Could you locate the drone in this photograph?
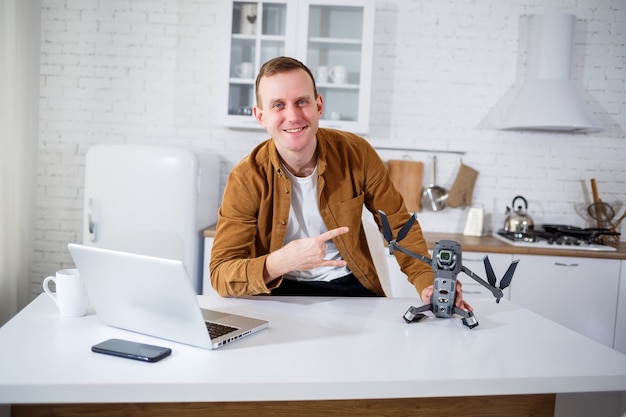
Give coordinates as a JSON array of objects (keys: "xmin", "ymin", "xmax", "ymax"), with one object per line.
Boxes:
[{"xmin": 378, "ymin": 210, "xmax": 519, "ymax": 329}]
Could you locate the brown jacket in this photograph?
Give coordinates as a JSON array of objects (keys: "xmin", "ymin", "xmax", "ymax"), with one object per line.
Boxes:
[{"xmin": 209, "ymin": 128, "xmax": 433, "ymax": 296}]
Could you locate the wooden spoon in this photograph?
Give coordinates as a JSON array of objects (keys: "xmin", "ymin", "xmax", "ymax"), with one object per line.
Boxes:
[{"xmin": 590, "ymin": 179, "xmax": 608, "ymax": 228}]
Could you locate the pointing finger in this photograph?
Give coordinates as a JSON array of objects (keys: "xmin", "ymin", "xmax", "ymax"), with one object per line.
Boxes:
[{"xmin": 320, "ymin": 227, "xmax": 349, "ymax": 241}]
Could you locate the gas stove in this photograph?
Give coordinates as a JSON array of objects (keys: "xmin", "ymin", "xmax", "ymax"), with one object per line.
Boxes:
[{"xmin": 494, "ymin": 228, "xmax": 617, "ymax": 252}]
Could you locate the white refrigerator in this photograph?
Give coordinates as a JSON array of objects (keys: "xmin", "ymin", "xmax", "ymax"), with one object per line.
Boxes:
[{"xmin": 82, "ymin": 144, "xmax": 221, "ymax": 294}]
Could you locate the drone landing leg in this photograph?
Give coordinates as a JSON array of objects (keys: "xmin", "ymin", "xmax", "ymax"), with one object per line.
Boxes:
[
  {"xmin": 403, "ymin": 304, "xmax": 431, "ymax": 323},
  {"xmin": 453, "ymin": 306, "xmax": 479, "ymax": 329}
]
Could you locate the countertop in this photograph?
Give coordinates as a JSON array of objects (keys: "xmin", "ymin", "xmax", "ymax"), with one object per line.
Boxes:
[
  {"xmin": 1, "ymin": 294, "xmax": 625, "ymax": 405},
  {"xmin": 422, "ymin": 232, "xmax": 626, "ymax": 260},
  {"xmin": 203, "ymin": 228, "xmax": 626, "ymax": 260}
]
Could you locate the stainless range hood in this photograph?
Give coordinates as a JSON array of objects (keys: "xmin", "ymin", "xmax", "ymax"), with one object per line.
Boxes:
[{"xmin": 497, "ymin": 12, "xmax": 603, "ymax": 133}]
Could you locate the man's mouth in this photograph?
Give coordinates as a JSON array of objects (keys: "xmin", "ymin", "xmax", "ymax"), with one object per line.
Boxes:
[{"xmin": 283, "ymin": 127, "xmax": 306, "ymax": 133}]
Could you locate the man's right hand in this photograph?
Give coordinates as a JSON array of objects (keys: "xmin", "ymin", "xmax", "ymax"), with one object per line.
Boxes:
[{"xmin": 263, "ymin": 227, "xmax": 349, "ymax": 283}]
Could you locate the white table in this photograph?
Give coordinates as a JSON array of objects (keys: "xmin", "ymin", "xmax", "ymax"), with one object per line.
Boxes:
[{"xmin": 1, "ymin": 294, "xmax": 625, "ymax": 416}]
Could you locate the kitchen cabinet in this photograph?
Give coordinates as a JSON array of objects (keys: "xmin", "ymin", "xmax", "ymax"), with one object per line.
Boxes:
[
  {"xmin": 509, "ymin": 254, "xmax": 620, "ymax": 348},
  {"xmin": 614, "ymin": 260, "xmax": 626, "ymax": 354},
  {"xmin": 222, "ymin": 0, "xmax": 375, "ymax": 133}
]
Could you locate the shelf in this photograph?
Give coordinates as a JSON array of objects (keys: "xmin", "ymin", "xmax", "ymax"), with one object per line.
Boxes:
[
  {"xmin": 317, "ymin": 83, "xmax": 359, "ymax": 89},
  {"xmin": 308, "ymin": 37, "xmax": 362, "ymax": 45}
]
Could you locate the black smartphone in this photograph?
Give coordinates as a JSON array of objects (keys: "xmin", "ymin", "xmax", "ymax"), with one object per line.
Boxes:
[{"xmin": 92, "ymin": 338, "xmax": 172, "ymax": 363}]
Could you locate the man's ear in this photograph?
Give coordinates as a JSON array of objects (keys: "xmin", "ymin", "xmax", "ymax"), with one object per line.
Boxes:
[
  {"xmin": 316, "ymin": 95, "xmax": 324, "ymax": 116},
  {"xmin": 253, "ymin": 106, "xmax": 265, "ymax": 127}
]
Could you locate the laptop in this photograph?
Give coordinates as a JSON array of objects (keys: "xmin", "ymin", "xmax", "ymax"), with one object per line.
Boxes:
[{"xmin": 67, "ymin": 243, "xmax": 268, "ymax": 349}]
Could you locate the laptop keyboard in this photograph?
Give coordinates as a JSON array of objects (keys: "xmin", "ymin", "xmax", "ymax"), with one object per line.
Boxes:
[{"xmin": 205, "ymin": 321, "xmax": 238, "ymax": 339}]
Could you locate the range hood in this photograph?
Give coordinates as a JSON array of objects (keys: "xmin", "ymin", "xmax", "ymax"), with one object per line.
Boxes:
[{"xmin": 498, "ymin": 12, "xmax": 603, "ymax": 133}]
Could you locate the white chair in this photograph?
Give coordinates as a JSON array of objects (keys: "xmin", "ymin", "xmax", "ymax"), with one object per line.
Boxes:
[
  {"xmin": 361, "ymin": 208, "xmax": 417, "ymax": 298},
  {"xmin": 361, "ymin": 209, "xmax": 392, "ymax": 296}
]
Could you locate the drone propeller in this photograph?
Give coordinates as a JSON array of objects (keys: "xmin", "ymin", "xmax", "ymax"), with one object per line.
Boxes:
[
  {"xmin": 483, "ymin": 256, "xmax": 497, "ymax": 287},
  {"xmin": 378, "ymin": 210, "xmax": 393, "ymax": 243},
  {"xmin": 499, "ymin": 260, "xmax": 519, "ymax": 290},
  {"xmin": 396, "ymin": 213, "xmax": 417, "ymax": 243}
]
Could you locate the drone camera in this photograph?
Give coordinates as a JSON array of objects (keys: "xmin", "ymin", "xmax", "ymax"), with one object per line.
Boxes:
[
  {"xmin": 436, "ymin": 249, "xmax": 456, "ymax": 269},
  {"xmin": 439, "ymin": 250, "xmax": 452, "ymax": 262}
]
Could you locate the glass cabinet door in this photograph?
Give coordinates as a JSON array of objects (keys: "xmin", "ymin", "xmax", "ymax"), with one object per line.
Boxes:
[
  {"xmin": 227, "ymin": 2, "xmax": 290, "ymax": 125},
  {"xmin": 306, "ymin": 5, "xmax": 363, "ymax": 124},
  {"xmin": 223, "ymin": 0, "xmax": 373, "ymax": 133}
]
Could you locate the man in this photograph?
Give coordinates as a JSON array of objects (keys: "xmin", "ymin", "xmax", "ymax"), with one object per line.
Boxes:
[{"xmin": 210, "ymin": 57, "xmax": 471, "ymax": 310}]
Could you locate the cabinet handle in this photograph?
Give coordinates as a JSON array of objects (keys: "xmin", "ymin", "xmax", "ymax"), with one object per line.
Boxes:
[
  {"xmin": 554, "ymin": 262, "xmax": 579, "ymax": 267},
  {"xmin": 462, "ymin": 258, "xmax": 483, "ymax": 263},
  {"xmin": 87, "ymin": 198, "xmax": 98, "ymax": 243}
]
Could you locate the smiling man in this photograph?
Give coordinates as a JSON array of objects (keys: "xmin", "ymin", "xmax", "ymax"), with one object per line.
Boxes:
[{"xmin": 210, "ymin": 56, "xmax": 470, "ymax": 309}]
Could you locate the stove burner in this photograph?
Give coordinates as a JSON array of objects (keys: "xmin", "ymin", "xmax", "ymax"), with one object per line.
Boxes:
[{"xmin": 495, "ymin": 225, "xmax": 618, "ymax": 252}]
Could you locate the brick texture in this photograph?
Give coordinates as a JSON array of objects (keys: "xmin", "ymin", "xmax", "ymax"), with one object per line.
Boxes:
[{"xmin": 33, "ymin": 0, "xmax": 626, "ymax": 297}]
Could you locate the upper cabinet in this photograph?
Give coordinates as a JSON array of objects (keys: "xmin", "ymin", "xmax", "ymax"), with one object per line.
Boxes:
[{"xmin": 223, "ymin": 0, "xmax": 375, "ymax": 134}]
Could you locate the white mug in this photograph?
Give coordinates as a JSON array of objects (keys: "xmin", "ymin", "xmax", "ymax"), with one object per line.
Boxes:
[
  {"xmin": 316, "ymin": 66, "xmax": 329, "ymax": 83},
  {"xmin": 329, "ymin": 111, "xmax": 341, "ymax": 120},
  {"xmin": 329, "ymin": 66, "xmax": 348, "ymax": 84},
  {"xmin": 235, "ymin": 62, "xmax": 254, "ymax": 79},
  {"xmin": 43, "ymin": 268, "xmax": 90, "ymax": 317}
]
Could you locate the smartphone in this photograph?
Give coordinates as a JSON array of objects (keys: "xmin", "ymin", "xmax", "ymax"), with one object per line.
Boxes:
[{"xmin": 92, "ymin": 338, "xmax": 172, "ymax": 363}]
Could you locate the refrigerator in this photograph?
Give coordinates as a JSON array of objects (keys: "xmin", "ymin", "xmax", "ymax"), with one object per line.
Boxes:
[{"xmin": 82, "ymin": 144, "xmax": 221, "ymax": 294}]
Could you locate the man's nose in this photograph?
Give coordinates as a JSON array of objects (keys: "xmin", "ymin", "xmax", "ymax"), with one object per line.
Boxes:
[{"xmin": 284, "ymin": 104, "xmax": 302, "ymax": 120}]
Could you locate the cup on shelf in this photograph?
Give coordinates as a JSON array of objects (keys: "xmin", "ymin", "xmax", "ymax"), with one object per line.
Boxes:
[
  {"xmin": 316, "ymin": 66, "xmax": 329, "ymax": 84},
  {"xmin": 235, "ymin": 62, "xmax": 255, "ymax": 79},
  {"xmin": 329, "ymin": 66, "xmax": 348, "ymax": 84},
  {"xmin": 42, "ymin": 268, "xmax": 90, "ymax": 317}
]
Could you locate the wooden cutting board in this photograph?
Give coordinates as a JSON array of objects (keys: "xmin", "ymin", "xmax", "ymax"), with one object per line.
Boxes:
[{"xmin": 387, "ymin": 160, "xmax": 424, "ymax": 212}]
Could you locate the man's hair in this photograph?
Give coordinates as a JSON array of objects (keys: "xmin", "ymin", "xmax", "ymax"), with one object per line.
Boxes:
[{"xmin": 255, "ymin": 56, "xmax": 318, "ymax": 107}]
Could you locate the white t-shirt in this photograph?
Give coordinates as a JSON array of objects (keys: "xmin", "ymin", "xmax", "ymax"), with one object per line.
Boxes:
[{"xmin": 282, "ymin": 164, "xmax": 351, "ymax": 282}]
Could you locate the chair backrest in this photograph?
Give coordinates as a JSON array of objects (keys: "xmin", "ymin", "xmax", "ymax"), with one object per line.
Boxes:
[
  {"xmin": 361, "ymin": 208, "xmax": 421, "ymax": 298},
  {"xmin": 361, "ymin": 209, "xmax": 393, "ymax": 296}
]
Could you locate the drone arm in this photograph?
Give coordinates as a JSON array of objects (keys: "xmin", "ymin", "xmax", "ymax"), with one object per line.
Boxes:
[
  {"xmin": 393, "ymin": 245, "xmax": 433, "ymax": 266},
  {"xmin": 460, "ymin": 266, "xmax": 504, "ymax": 302}
]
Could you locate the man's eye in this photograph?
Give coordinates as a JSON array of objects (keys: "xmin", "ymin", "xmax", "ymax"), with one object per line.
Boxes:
[
  {"xmin": 297, "ymin": 99, "xmax": 308, "ymax": 105},
  {"xmin": 272, "ymin": 103, "xmax": 283, "ymax": 109}
]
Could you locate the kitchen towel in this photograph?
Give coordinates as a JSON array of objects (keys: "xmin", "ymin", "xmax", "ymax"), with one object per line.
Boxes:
[
  {"xmin": 447, "ymin": 163, "xmax": 479, "ymax": 208},
  {"xmin": 387, "ymin": 160, "xmax": 424, "ymax": 212}
]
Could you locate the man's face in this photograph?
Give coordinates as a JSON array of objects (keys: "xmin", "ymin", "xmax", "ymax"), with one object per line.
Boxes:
[{"xmin": 253, "ymin": 69, "xmax": 323, "ymax": 157}]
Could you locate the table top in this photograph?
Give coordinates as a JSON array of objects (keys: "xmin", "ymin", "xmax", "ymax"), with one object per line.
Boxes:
[{"xmin": 1, "ymin": 294, "xmax": 626, "ymax": 404}]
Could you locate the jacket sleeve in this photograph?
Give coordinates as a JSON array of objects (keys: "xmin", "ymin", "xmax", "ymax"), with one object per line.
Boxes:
[
  {"xmin": 209, "ymin": 166, "xmax": 275, "ymax": 297},
  {"xmin": 362, "ymin": 144, "xmax": 434, "ymax": 296}
]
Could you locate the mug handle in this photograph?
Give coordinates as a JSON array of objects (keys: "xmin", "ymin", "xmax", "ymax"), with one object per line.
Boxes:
[{"xmin": 42, "ymin": 276, "xmax": 59, "ymax": 306}]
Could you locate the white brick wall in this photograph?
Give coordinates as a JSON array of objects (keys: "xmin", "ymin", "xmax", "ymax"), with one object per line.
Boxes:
[{"xmin": 33, "ymin": 0, "xmax": 626, "ymax": 298}]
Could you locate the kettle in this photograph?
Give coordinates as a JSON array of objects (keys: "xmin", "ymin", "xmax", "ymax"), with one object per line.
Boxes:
[{"xmin": 504, "ymin": 195, "xmax": 534, "ymax": 234}]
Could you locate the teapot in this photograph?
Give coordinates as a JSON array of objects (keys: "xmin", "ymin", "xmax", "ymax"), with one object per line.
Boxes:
[{"xmin": 504, "ymin": 195, "xmax": 534, "ymax": 234}]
